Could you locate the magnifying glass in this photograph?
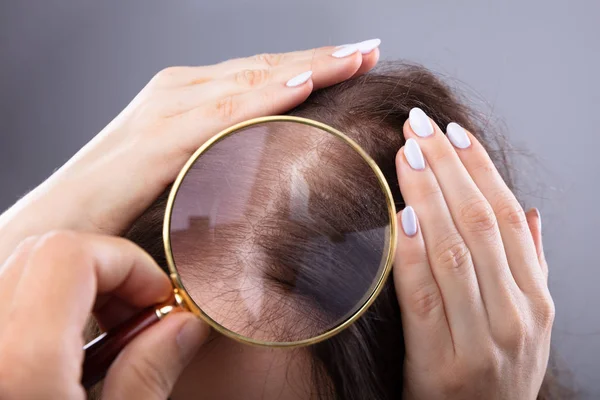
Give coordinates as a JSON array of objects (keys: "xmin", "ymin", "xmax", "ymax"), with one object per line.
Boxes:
[{"xmin": 82, "ymin": 116, "xmax": 397, "ymax": 388}]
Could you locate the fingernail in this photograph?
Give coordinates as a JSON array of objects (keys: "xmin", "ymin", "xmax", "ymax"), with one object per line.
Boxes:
[
  {"xmin": 446, "ymin": 122, "xmax": 471, "ymax": 149},
  {"xmin": 286, "ymin": 70, "xmax": 313, "ymax": 87},
  {"xmin": 332, "ymin": 44, "xmax": 359, "ymax": 58},
  {"xmin": 404, "ymin": 138, "xmax": 425, "ymax": 170},
  {"xmin": 335, "ymin": 39, "xmax": 381, "ymax": 54},
  {"xmin": 402, "ymin": 206, "xmax": 418, "ymax": 237},
  {"xmin": 177, "ymin": 318, "xmax": 205, "ymax": 363},
  {"xmin": 356, "ymin": 38, "xmax": 381, "ymax": 54},
  {"xmin": 409, "ymin": 107, "xmax": 434, "ymax": 137}
]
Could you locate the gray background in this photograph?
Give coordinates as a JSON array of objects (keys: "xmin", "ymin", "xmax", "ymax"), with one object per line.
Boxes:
[{"xmin": 1, "ymin": 0, "xmax": 598, "ymax": 397}]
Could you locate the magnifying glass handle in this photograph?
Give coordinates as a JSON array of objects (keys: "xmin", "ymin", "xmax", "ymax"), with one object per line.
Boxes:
[{"xmin": 81, "ymin": 296, "xmax": 178, "ymax": 389}]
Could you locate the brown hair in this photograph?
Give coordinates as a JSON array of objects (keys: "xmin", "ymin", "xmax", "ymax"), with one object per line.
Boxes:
[
  {"xmin": 88, "ymin": 61, "xmax": 574, "ymax": 399},
  {"xmin": 165, "ymin": 121, "xmax": 393, "ymax": 342}
]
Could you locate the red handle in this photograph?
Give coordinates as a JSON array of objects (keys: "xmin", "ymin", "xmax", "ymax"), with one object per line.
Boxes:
[{"xmin": 81, "ymin": 297, "xmax": 177, "ymax": 389}]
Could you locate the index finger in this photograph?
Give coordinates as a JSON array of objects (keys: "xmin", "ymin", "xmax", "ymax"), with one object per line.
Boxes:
[
  {"xmin": 7, "ymin": 231, "xmax": 172, "ymax": 349},
  {"xmin": 156, "ymin": 40, "xmax": 381, "ymax": 87},
  {"xmin": 444, "ymin": 123, "xmax": 543, "ymax": 292}
]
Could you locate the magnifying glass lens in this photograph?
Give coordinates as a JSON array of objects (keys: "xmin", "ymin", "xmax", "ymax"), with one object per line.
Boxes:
[{"xmin": 168, "ymin": 121, "xmax": 393, "ymax": 345}]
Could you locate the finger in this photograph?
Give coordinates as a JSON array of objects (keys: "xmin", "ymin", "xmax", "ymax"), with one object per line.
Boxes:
[
  {"xmin": 102, "ymin": 312, "xmax": 209, "ymax": 400},
  {"xmin": 526, "ymin": 208, "xmax": 548, "ymax": 281},
  {"xmin": 442, "ymin": 121, "xmax": 544, "ymax": 292},
  {"xmin": 144, "ymin": 46, "xmax": 375, "ymax": 183},
  {"xmin": 223, "ymin": 40, "xmax": 381, "ymax": 83},
  {"xmin": 153, "ymin": 41, "xmax": 380, "ymax": 87},
  {"xmin": 333, "ymin": 39, "xmax": 382, "ymax": 78},
  {"xmin": 168, "ymin": 46, "xmax": 365, "ymax": 113},
  {"xmin": 0, "ymin": 236, "xmax": 38, "ymax": 318},
  {"xmin": 152, "ymin": 46, "xmax": 339, "ymax": 86},
  {"xmin": 350, "ymin": 47, "xmax": 380, "ymax": 78},
  {"xmin": 8, "ymin": 232, "xmax": 172, "ymax": 358},
  {"xmin": 396, "ymin": 139, "xmax": 486, "ymax": 345},
  {"xmin": 393, "ymin": 205, "xmax": 453, "ymax": 363},
  {"xmin": 93, "ymin": 296, "xmax": 140, "ymax": 331},
  {"xmin": 403, "ymin": 109, "xmax": 519, "ymax": 317},
  {"xmin": 174, "ymin": 71, "xmax": 317, "ymax": 153}
]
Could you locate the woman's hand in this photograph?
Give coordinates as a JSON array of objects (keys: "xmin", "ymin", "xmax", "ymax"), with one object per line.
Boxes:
[
  {"xmin": 393, "ymin": 108, "xmax": 553, "ymax": 399},
  {"xmin": 0, "ymin": 231, "xmax": 209, "ymax": 399},
  {"xmin": 0, "ymin": 40, "xmax": 381, "ymax": 265}
]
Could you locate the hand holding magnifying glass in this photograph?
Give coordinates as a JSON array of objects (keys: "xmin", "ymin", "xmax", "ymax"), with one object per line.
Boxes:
[
  {"xmin": 0, "ymin": 115, "xmax": 397, "ymax": 395},
  {"xmin": 0, "ymin": 232, "xmax": 208, "ymax": 399}
]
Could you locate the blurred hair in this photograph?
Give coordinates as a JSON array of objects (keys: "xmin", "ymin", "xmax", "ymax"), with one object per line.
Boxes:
[
  {"xmin": 165, "ymin": 117, "xmax": 394, "ymax": 342},
  {"xmin": 87, "ymin": 61, "xmax": 573, "ymax": 399}
]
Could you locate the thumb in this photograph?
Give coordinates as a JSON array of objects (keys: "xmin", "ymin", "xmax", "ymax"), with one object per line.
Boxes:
[{"xmin": 101, "ymin": 311, "xmax": 209, "ymax": 400}]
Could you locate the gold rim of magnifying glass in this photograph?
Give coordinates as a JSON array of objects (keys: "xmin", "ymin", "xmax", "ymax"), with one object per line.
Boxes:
[{"xmin": 163, "ymin": 115, "xmax": 398, "ymax": 348}]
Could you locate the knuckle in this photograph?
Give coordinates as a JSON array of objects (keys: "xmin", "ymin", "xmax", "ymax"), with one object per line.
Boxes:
[
  {"xmin": 496, "ymin": 313, "xmax": 528, "ymax": 352},
  {"xmin": 470, "ymin": 350, "xmax": 500, "ymax": 380},
  {"xmin": 153, "ymin": 66, "xmax": 185, "ymax": 83},
  {"xmin": 440, "ymin": 367, "xmax": 468, "ymax": 396},
  {"xmin": 29, "ymin": 230, "xmax": 90, "ymax": 266},
  {"xmin": 36, "ymin": 230, "xmax": 81, "ymax": 253},
  {"xmin": 440, "ymin": 352, "xmax": 499, "ymax": 396},
  {"xmin": 408, "ymin": 282, "xmax": 443, "ymax": 319},
  {"xmin": 433, "ymin": 233, "xmax": 472, "ymax": 275},
  {"xmin": 234, "ymin": 68, "xmax": 270, "ymax": 88},
  {"xmin": 128, "ymin": 356, "xmax": 172, "ymax": 396},
  {"xmin": 396, "ymin": 242, "xmax": 425, "ymax": 270},
  {"xmin": 471, "ymin": 157, "xmax": 496, "ymax": 176},
  {"xmin": 412, "ymin": 183, "xmax": 443, "ymax": 205},
  {"xmin": 214, "ymin": 95, "xmax": 238, "ymax": 122},
  {"xmin": 458, "ymin": 196, "xmax": 497, "ymax": 235},
  {"xmin": 253, "ymin": 52, "xmax": 285, "ymax": 67},
  {"xmin": 533, "ymin": 293, "xmax": 556, "ymax": 330},
  {"xmin": 494, "ymin": 195, "xmax": 527, "ymax": 229}
]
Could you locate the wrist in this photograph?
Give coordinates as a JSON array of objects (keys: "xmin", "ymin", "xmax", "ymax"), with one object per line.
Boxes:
[{"xmin": 0, "ymin": 180, "xmax": 93, "ymax": 265}]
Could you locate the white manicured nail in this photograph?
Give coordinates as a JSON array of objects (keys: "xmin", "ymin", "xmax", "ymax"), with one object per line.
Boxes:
[
  {"xmin": 356, "ymin": 38, "xmax": 381, "ymax": 54},
  {"xmin": 404, "ymin": 138, "xmax": 425, "ymax": 170},
  {"xmin": 286, "ymin": 71, "xmax": 313, "ymax": 87},
  {"xmin": 446, "ymin": 122, "xmax": 471, "ymax": 149},
  {"xmin": 402, "ymin": 206, "xmax": 418, "ymax": 237},
  {"xmin": 409, "ymin": 107, "xmax": 434, "ymax": 137},
  {"xmin": 336, "ymin": 39, "xmax": 381, "ymax": 54},
  {"xmin": 332, "ymin": 44, "xmax": 359, "ymax": 58}
]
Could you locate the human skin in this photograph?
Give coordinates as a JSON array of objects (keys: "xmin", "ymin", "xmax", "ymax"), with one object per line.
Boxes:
[
  {"xmin": 0, "ymin": 41, "xmax": 381, "ymax": 266},
  {"xmin": 394, "ymin": 111, "xmax": 552, "ymax": 400},
  {"xmin": 0, "ymin": 40, "xmax": 382, "ymax": 399},
  {"xmin": 0, "ymin": 40, "xmax": 553, "ymax": 399}
]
